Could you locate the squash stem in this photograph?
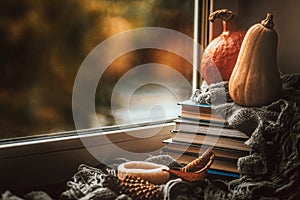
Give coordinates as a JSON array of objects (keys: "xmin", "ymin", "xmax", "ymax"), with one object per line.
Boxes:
[
  {"xmin": 261, "ymin": 13, "xmax": 274, "ymax": 29},
  {"xmin": 209, "ymin": 9, "xmax": 233, "ymax": 22},
  {"xmin": 209, "ymin": 9, "xmax": 240, "ymax": 32}
]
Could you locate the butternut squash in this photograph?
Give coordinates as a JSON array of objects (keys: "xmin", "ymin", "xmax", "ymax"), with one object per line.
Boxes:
[{"xmin": 228, "ymin": 13, "xmax": 282, "ymax": 106}]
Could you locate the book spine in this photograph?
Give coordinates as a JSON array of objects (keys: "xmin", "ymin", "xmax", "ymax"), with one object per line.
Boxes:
[
  {"xmin": 163, "ymin": 143, "xmax": 249, "ymax": 160},
  {"xmin": 174, "ymin": 124, "xmax": 248, "ymax": 139},
  {"xmin": 163, "ymin": 139, "xmax": 250, "ymax": 154},
  {"xmin": 162, "ymin": 148, "xmax": 239, "ymax": 162},
  {"xmin": 165, "ymin": 152, "xmax": 239, "ymax": 173},
  {"xmin": 171, "ymin": 131, "xmax": 251, "ymax": 152}
]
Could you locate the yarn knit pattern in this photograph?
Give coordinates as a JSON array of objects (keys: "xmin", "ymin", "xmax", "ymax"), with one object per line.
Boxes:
[
  {"xmin": 191, "ymin": 74, "xmax": 300, "ymax": 200},
  {"xmin": 3, "ymin": 74, "xmax": 299, "ymax": 200}
]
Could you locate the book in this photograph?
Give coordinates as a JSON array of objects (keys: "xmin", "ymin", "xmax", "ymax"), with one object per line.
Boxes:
[
  {"xmin": 207, "ymin": 169, "xmax": 240, "ymax": 179},
  {"xmin": 163, "ymin": 138, "xmax": 249, "ymax": 161},
  {"xmin": 165, "ymin": 151, "xmax": 239, "ymax": 173},
  {"xmin": 181, "ymin": 110, "xmax": 226, "ymax": 123},
  {"xmin": 162, "ymin": 139, "xmax": 246, "ymax": 177},
  {"xmin": 174, "ymin": 119, "xmax": 248, "ymax": 139},
  {"xmin": 175, "ymin": 117, "xmax": 227, "ymax": 128},
  {"xmin": 178, "ymin": 100, "xmax": 212, "ymax": 113},
  {"xmin": 171, "ymin": 130, "xmax": 251, "ymax": 152},
  {"xmin": 161, "ymin": 99, "xmax": 251, "ymax": 177},
  {"xmin": 178, "ymin": 100, "xmax": 226, "ymax": 123}
]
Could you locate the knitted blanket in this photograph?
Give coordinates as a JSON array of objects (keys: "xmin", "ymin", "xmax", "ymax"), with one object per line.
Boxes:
[
  {"xmin": 2, "ymin": 74, "xmax": 299, "ymax": 200},
  {"xmin": 191, "ymin": 74, "xmax": 300, "ymax": 200},
  {"xmin": 56, "ymin": 73, "xmax": 299, "ymax": 200},
  {"xmin": 58, "ymin": 156, "xmax": 206, "ymax": 200}
]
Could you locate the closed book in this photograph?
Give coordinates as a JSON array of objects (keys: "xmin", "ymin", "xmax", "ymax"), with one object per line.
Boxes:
[
  {"xmin": 178, "ymin": 100, "xmax": 212, "ymax": 113},
  {"xmin": 180, "ymin": 111, "xmax": 226, "ymax": 123},
  {"xmin": 207, "ymin": 169, "xmax": 240, "ymax": 179},
  {"xmin": 175, "ymin": 117, "xmax": 227, "ymax": 128},
  {"xmin": 163, "ymin": 138, "xmax": 249, "ymax": 161},
  {"xmin": 171, "ymin": 130, "xmax": 251, "ymax": 152},
  {"xmin": 174, "ymin": 119, "xmax": 248, "ymax": 140},
  {"xmin": 165, "ymin": 151, "xmax": 239, "ymax": 173},
  {"xmin": 178, "ymin": 100, "xmax": 226, "ymax": 124}
]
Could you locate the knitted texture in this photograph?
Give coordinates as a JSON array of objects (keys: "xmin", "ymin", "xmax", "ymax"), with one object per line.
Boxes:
[
  {"xmin": 3, "ymin": 74, "xmax": 300, "ymax": 200},
  {"xmin": 60, "ymin": 164, "xmax": 119, "ymax": 200},
  {"xmin": 163, "ymin": 178, "xmax": 207, "ymax": 200},
  {"xmin": 1, "ymin": 191, "xmax": 53, "ymax": 200},
  {"xmin": 59, "ymin": 155, "xmax": 187, "ymax": 200},
  {"xmin": 191, "ymin": 74, "xmax": 300, "ymax": 200},
  {"xmin": 57, "ymin": 155, "xmax": 211, "ymax": 200}
]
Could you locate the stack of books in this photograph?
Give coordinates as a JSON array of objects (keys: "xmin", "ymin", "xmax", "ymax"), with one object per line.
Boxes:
[{"xmin": 163, "ymin": 100, "xmax": 251, "ymax": 178}]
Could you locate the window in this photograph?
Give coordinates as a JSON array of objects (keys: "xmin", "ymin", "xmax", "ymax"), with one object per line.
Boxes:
[{"xmin": 0, "ymin": 0, "xmax": 202, "ymax": 141}]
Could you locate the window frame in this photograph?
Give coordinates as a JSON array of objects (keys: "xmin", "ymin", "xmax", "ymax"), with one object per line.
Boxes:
[
  {"xmin": 0, "ymin": 0, "xmax": 210, "ymax": 193},
  {"xmin": 0, "ymin": 0, "xmax": 208, "ymax": 144},
  {"xmin": 0, "ymin": 122, "xmax": 174, "ymax": 192}
]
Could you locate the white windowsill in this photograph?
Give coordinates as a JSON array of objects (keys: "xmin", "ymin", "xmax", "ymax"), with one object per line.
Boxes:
[{"xmin": 0, "ymin": 121, "xmax": 174, "ymax": 192}]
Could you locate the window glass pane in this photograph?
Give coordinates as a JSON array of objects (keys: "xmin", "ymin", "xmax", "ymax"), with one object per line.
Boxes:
[{"xmin": 0, "ymin": 0, "xmax": 194, "ymax": 140}]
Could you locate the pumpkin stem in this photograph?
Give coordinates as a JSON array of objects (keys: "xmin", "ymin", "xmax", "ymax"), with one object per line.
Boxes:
[
  {"xmin": 261, "ymin": 13, "xmax": 274, "ymax": 29},
  {"xmin": 209, "ymin": 9, "xmax": 239, "ymax": 32},
  {"xmin": 209, "ymin": 9, "xmax": 233, "ymax": 22}
]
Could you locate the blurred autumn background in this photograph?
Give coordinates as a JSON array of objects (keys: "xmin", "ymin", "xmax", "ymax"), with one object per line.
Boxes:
[{"xmin": 0, "ymin": 0, "xmax": 194, "ymax": 139}]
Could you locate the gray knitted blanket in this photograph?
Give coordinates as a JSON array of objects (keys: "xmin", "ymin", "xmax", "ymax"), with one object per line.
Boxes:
[
  {"xmin": 2, "ymin": 74, "xmax": 299, "ymax": 200},
  {"xmin": 58, "ymin": 157, "xmax": 206, "ymax": 200},
  {"xmin": 191, "ymin": 74, "xmax": 300, "ymax": 200}
]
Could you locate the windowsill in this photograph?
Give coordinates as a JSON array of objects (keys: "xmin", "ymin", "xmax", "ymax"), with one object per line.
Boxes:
[
  {"xmin": 0, "ymin": 119, "xmax": 175, "ymax": 155},
  {"xmin": 0, "ymin": 121, "xmax": 174, "ymax": 193}
]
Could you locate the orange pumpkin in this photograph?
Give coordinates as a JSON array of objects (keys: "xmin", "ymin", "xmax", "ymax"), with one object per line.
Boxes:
[{"xmin": 201, "ymin": 9, "xmax": 246, "ymax": 84}]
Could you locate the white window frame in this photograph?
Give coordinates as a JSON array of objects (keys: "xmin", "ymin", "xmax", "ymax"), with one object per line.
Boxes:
[
  {"xmin": 0, "ymin": 122, "xmax": 174, "ymax": 191},
  {"xmin": 0, "ymin": 0, "xmax": 210, "ymax": 192}
]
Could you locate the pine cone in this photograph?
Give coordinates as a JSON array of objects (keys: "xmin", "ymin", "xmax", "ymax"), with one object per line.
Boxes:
[
  {"xmin": 120, "ymin": 175, "xmax": 163, "ymax": 200},
  {"xmin": 101, "ymin": 174, "xmax": 163, "ymax": 200}
]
